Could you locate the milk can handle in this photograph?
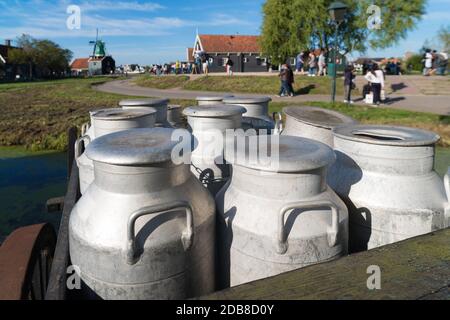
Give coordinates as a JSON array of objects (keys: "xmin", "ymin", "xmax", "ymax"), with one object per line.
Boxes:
[
  {"xmin": 74, "ymin": 135, "xmax": 91, "ymax": 159},
  {"xmin": 126, "ymin": 201, "xmax": 194, "ymax": 265},
  {"xmin": 272, "ymin": 112, "xmax": 283, "ymax": 135},
  {"xmin": 277, "ymin": 200, "xmax": 339, "ymax": 255},
  {"xmin": 81, "ymin": 122, "xmax": 90, "ymax": 136}
]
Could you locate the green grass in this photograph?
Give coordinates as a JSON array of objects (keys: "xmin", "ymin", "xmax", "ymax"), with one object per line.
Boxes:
[
  {"xmin": 134, "ymin": 75, "xmax": 190, "ymax": 89},
  {"xmin": 134, "ymin": 75, "xmax": 346, "ymax": 95},
  {"xmin": 1, "ymin": 77, "xmax": 449, "ymax": 151},
  {"xmin": 268, "ymin": 101, "xmax": 450, "ymax": 147},
  {"xmin": 0, "ymin": 77, "xmax": 132, "ymax": 151}
]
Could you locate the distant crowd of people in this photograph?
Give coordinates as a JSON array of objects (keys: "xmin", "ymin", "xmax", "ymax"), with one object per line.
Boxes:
[
  {"xmin": 422, "ymin": 49, "xmax": 448, "ymax": 76},
  {"xmin": 295, "ymin": 49, "xmax": 329, "ymax": 77}
]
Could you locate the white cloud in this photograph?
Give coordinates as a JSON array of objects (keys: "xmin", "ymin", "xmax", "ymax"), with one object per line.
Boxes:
[{"xmin": 78, "ymin": 1, "xmax": 165, "ymax": 12}]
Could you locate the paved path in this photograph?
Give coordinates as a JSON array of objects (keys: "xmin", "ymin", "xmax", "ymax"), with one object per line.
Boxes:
[{"xmin": 95, "ymin": 77, "xmax": 450, "ymax": 116}]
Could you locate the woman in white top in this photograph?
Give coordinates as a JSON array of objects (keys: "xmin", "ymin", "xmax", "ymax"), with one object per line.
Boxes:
[{"xmin": 364, "ymin": 64, "xmax": 384, "ymax": 106}]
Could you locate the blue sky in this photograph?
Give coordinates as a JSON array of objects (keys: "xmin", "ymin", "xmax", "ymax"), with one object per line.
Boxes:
[{"xmin": 0, "ymin": 0, "xmax": 449, "ymax": 65}]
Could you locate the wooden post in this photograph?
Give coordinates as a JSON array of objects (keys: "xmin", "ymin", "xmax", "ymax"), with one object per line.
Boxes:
[{"xmin": 45, "ymin": 127, "xmax": 81, "ymax": 300}]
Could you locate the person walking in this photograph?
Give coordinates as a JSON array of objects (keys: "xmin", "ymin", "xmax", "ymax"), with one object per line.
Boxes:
[
  {"xmin": 423, "ymin": 49, "xmax": 433, "ymax": 76},
  {"xmin": 277, "ymin": 64, "xmax": 290, "ymax": 97},
  {"xmin": 202, "ymin": 54, "xmax": 209, "ymax": 75},
  {"xmin": 308, "ymin": 51, "xmax": 317, "ymax": 76},
  {"xmin": 364, "ymin": 64, "xmax": 384, "ymax": 107},
  {"xmin": 296, "ymin": 52, "xmax": 305, "ymax": 74},
  {"xmin": 287, "ymin": 64, "xmax": 295, "ymax": 97},
  {"xmin": 226, "ymin": 57, "xmax": 234, "ymax": 76},
  {"xmin": 344, "ymin": 64, "xmax": 356, "ymax": 104},
  {"xmin": 318, "ymin": 49, "xmax": 327, "ymax": 76}
]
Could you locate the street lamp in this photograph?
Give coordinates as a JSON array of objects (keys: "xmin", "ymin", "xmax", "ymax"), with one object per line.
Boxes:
[{"xmin": 328, "ymin": 1, "xmax": 348, "ymax": 103}]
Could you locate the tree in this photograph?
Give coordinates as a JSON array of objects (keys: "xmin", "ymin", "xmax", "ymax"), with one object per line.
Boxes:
[
  {"xmin": 7, "ymin": 34, "xmax": 73, "ymax": 79},
  {"xmin": 261, "ymin": 0, "xmax": 426, "ymax": 65},
  {"xmin": 437, "ymin": 25, "xmax": 450, "ymax": 52}
]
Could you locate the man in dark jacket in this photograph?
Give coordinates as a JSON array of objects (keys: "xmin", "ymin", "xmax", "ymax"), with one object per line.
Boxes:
[
  {"xmin": 277, "ymin": 64, "xmax": 290, "ymax": 97},
  {"xmin": 344, "ymin": 64, "xmax": 356, "ymax": 103}
]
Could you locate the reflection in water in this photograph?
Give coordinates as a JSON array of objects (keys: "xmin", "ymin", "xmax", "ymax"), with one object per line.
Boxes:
[{"xmin": 0, "ymin": 149, "xmax": 67, "ymax": 243}]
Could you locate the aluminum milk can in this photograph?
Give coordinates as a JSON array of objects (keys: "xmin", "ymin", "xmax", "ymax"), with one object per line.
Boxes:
[
  {"xmin": 183, "ymin": 104, "xmax": 245, "ymax": 196},
  {"xmin": 329, "ymin": 125, "xmax": 450, "ymax": 253},
  {"xmin": 282, "ymin": 106, "xmax": 357, "ymax": 147},
  {"xmin": 196, "ymin": 95, "xmax": 234, "ymax": 106},
  {"xmin": 120, "ymin": 98, "xmax": 171, "ymax": 127},
  {"xmin": 69, "ymin": 128, "xmax": 216, "ymax": 300},
  {"xmin": 223, "ymin": 97, "xmax": 274, "ymax": 131},
  {"xmin": 75, "ymin": 108, "xmax": 156, "ymax": 195},
  {"xmin": 216, "ymin": 135, "xmax": 349, "ymax": 288},
  {"xmin": 167, "ymin": 105, "xmax": 184, "ymax": 128}
]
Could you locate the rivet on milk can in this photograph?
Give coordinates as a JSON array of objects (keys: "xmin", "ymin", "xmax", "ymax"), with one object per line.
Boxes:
[
  {"xmin": 329, "ymin": 124, "xmax": 450, "ymax": 253},
  {"xmin": 282, "ymin": 106, "xmax": 357, "ymax": 147},
  {"xmin": 167, "ymin": 105, "xmax": 184, "ymax": 128},
  {"xmin": 183, "ymin": 104, "xmax": 246, "ymax": 196},
  {"xmin": 119, "ymin": 98, "xmax": 171, "ymax": 127},
  {"xmin": 216, "ymin": 135, "xmax": 349, "ymax": 288},
  {"xmin": 222, "ymin": 97, "xmax": 274, "ymax": 132},
  {"xmin": 196, "ymin": 95, "xmax": 234, "ymax": 106},
  {"xmin": 75, "ymin": 108, "xmax": 157, "ymax": 195},
  {"xmin": 69, "ymin": 128, "xmax": 216, "ymax": 300}
]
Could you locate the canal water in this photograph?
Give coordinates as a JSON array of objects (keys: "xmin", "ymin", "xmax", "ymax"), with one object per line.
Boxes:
[
  {"xmin": 0, "ymin": 147, "xmax": 449, "ymax": 243},
  {"xmin": 0, "ymin": 148, "xmax": 67, "ymax": 243}
]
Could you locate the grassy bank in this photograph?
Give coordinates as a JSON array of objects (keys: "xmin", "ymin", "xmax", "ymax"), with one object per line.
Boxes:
[
  {"xmin": 135, "ymin": 75, "xmax": 346, "ymax": 95},
  {"xmin": 269, "ymin": 101, "xmax": 450, "ymax": 147},
  {"xmin": 0, "ymin": 77, "xmax": 132, "ymax": 151},
  {"xmin": 134, "ymin": 75, "xmax": 190, "ymax": 89},
  {"xmin": 1, "ymin": 77, "xmax": 449, "ymax": 151}
]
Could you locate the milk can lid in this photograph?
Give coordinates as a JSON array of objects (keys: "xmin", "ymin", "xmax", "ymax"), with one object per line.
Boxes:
[
  {"xmin": 223, "ymin": 96, "xmax": 272, "ymax": 104},
  {"xmin": 119, "ymin": 98, "xmax": 169, "ymax": 107},
  {"xmin": 196, "ymin": 95, "xmax": 234, "ymax": 101},
  {"xmin": 224, "ymin": 135, "xmax": 335, "ymax": 173},
  {"xmin": 183, "ymin": 105, "xmax": 246, "ymax": 118},
  {"xmin": 86, "ymin": 128, "xmax": 188, "ymax": 165},
  {"xmin": 333, "ymin": 125, "xmax": 441, "ymax": 146},
  {"xmin": 283, "ymin": 106, "xmax": 357, "ymax": 129},
  {"xmin": 91, "ymin": 108, "xmax": 156, "ymax": 121}
]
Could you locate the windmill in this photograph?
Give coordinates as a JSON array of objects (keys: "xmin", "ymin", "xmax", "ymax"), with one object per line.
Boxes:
[
  {"xmin": 87, "ymin": 28, "xmax": 115, "ymax": 75},
  {"xmin": 89, "ymin": 29, "xmax": 107, "ymax": 58}
]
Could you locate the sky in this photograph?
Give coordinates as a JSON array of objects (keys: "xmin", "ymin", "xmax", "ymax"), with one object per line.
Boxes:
[{"xmin": 0, "ymin": 0, "xmax": 449, "ymax": 65}]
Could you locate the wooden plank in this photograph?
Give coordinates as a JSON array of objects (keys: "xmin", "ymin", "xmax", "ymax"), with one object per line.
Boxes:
[
  {"xmin": 202, "ymin": 228, "xmax": 450, "ymax": 300},
  {"xmin": 45, "ymin": 128, "xmax": 80, "ymax": 300}
]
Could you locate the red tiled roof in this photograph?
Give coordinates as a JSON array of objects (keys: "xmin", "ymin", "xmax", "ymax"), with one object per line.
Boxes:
[
  {"xmin": 199, "ymin": 35, "xmax": 261, "ymax": 53},
  {"xmin": 71, "ymin": 58, "xmax": 89, "ymax": 70}
]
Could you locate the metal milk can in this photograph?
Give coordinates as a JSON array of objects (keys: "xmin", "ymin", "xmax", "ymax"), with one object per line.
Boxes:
[
  {"xmin": 167, "ymin": 105, "xmax": 184, "ymax": 128},
  {"xmin": 183, "ymin": 104, "xmax": 245, "ymax": 196},
  {"xmin": 196, "ymin": 96, "xmax": 234, "ymax": 106},
  {"xmin": 69, "ymin": 128, "xmax": 216, "ymax": 300},
  {"xmin": 329, "ymin": 125, "xmax": 450, "ymax": 253},
  {"xmin": 216, "ymin": 135, "xmax": 349, "ymax": 288},
  {"xmin": 282, "ymin": 106, "xmax": 357, "ymax": 147},
  {"xmin": 120, "ymin": 98, "xmax": 171, "ymax": 127},
  {"xmin": 223, "ymin": 97, "xmax": 274, "ymax": 132},
  {"xmin": 76, "ymin": 108, "xmax": 156, "ymax": 195}
]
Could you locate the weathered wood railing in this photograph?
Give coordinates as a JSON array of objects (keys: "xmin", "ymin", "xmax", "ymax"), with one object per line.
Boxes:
[
  {"xmin": 45, "ymin": 127, "xmax": 81, "ymax": 300},
  {"xmin": 202, "ymin": 228, "xmax": 450, "ymax": 300}
]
